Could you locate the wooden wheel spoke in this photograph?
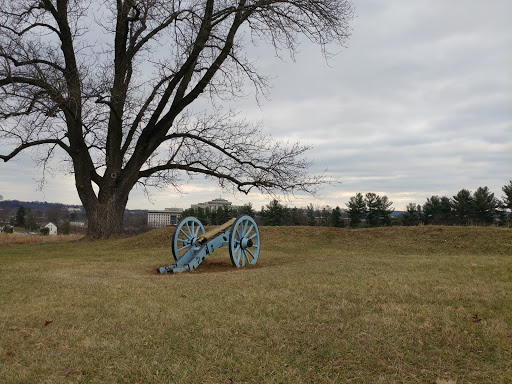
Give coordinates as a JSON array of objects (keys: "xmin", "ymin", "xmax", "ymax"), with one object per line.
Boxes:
[
  {"xmin": 229, "ymin": 215, "xmax": 260, "ymax": 268},
  {"xmin": 241, "ymin": 249, "xmax": 247, "ymax": 266},
  {"xmin": 172, "ymin": 217, "xmax": 205, "ymax": 262},
  {"xmin": 244, "ymin": 224, "xmax": 254, "ymax": 237}
]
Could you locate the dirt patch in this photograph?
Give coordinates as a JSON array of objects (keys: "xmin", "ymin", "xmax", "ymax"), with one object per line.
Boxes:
[{"xmin": 193, "ymin": 259, "xmax": 238, "ymax": 274}]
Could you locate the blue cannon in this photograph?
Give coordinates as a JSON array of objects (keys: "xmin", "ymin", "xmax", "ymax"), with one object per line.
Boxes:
[{"xmin": 157, "ymin": 215, "xmax": 260, "ymax": 274}]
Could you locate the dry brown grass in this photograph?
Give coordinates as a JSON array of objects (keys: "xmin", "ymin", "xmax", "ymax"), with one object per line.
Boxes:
[
  {"xmin": 0, "ymin": 233, "xmax": 83, "ymax": 247},
  {"xmin": 1, "ymin": 225, "xmax": 511, "ymax": 383}
]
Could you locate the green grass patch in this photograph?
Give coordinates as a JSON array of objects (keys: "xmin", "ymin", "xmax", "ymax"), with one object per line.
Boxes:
[{"xmin": 1, "ymin": 226, "xmax": 511, "ymax": 383}]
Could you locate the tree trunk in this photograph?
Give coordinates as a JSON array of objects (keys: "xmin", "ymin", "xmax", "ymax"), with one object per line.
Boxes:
[{"xmin": 83, "ymin": 192, "xmax": 129, "ymax": 239}]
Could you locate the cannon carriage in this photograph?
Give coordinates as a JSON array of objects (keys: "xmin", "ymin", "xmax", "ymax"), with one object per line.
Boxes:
[{"xmin": 157, "ymin": 215, "xmax": 260, "ymax": 274}]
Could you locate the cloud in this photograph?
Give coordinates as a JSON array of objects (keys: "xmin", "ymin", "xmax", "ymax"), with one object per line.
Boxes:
[
  {"xmin": 1, "ymin": 0, "xmax": 511, "ymax": 212},
  {"xmin": 0, "ymin": 156, "xmax": 79, "ymax": 204},
  {"xmin": 234, "ymin": 0, "xmax": 512, "ymax": 209}
]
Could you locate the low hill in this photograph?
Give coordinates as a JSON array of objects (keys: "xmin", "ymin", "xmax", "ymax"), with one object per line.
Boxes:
[{"xmin": 118, "ymin": 224, "xmax": 512, "ymax": 256}]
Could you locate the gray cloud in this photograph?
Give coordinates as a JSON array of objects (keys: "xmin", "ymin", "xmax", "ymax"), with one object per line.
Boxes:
[
  {"xmin": 1, "ymin": 0, "xmax": 510, "ymax": 211},
  {"xmin": 238, "ymin": 0, "xmax": 512, "ymax": 209}
]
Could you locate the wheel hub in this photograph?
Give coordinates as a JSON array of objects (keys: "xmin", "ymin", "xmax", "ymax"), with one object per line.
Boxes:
[{"xmin": 240, "ymin": 238, "xmax": 253, "ymax": 249}]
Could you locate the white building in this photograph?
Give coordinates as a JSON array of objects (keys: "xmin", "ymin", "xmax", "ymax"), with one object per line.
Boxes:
[
  {"xmin": 191, "ymin": 198, "xmax": 233, "ymax": 211},
  {"xmin": 147, "ymin": 208, "xmax": 183, "ymax": 228},
  {"xmin": 45, "ymin": 222, "xmax": 58, "ymax": 235}
]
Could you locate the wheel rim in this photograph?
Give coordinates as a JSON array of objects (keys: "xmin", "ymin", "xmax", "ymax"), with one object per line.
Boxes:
[
  {"xmin": 229, "ymin": 215, "xmax": 260, "ymax": 267},
  {"xmin": 172, "ymin": 217, "xmax": 205, "ymax": 261}
]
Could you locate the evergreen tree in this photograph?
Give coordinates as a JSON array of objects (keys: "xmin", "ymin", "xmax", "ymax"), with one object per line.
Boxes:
[
  {"xmin": 471, "ymin": 186, "xmax": 499, "ymax": 225},
  {"xmin": 15, "ymin": 206, "xmax": 25, "ymax": 227},
  {"xmin": 209, "ymin": 208, "xmax": 218, "ymax": 226},
  {"xmin": 321, "ymin": 207, "xmax": 332, "ymax": 227},
  {"xmin": 501, "ymin": 180, "xmax": 512, "ymax": 226},
  {"xmin": 450, "ymin": 189, "xmax": 473, "ymax": 225},
  {"xmin": 376, "ymin": 195, "xmax": 394, "ymax": 226},
  {"xmin": 331, "ymin": 206, "xmax": 344, "ymax": 227},
  {"xmin": 196, "ymin": 207, "xmax": 207, "ymax": 224},
  {"xmin": 238, "ymin": 203, "xmax": 255, "ymax": 218},
  {"xmin": 402, "ymin": 203, "xmax": 421, "ymax": 226},
  {"xmin": 422, "ymin": 196, "xmax": 452, "ymax": 225},
  {"xmin": 502, "ymin": 180, "xmax": 512, "ymax": 210},
  {"xmin": 306, "ymin": 204, "xmax": 316, "ymax": 226},
  {"xmin": 364, "ymin": 193, "xmax": 393, "ymax": 227},
  {"xmin": 346, "ymin": 193, "xmax": 366, "ymax": 228},
  {"xmin": 289, "ymin": 207, "xmax": 303, "ymax": 226},
  {"xmin": 364, "ymin": 193, "xmax": 379, "ymax": 227},
  {"xmin": 261, "ymin": 200, "xmax": 287, "ymax": 226},
  {"xmin": 439, "ymin": 196, "xmax": 453, "ymax": 224},
  {"xmin": 216, "ymin": 205, "xmax": 230, "ymax": 225},
  {"xmin": 180, "ymin": 207, "xmax": 196, "ymax": 218},
  {"xmin": 422, "ymin": 196, "xmax": 439, "ymax": 224}
]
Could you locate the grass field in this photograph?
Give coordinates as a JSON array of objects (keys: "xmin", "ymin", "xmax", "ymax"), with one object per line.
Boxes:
[
  {"xmin": 1, "ymin": 226, "xmax": 511, "ymax": 383},
  {"xmin": 0, "ymin": 233, "xmax": 83, "ymax": 247}
]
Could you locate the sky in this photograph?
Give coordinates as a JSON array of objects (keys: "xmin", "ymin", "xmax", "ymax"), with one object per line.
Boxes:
[{"xmin": 1, "ymin": 0, "xmax": 511, "ymax": 212}]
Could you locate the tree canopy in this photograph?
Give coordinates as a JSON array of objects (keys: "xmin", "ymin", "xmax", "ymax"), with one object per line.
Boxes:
[
  {"xmin": 503, "ymin": 181, "xmax": 512, "ymax": 210},
  {"xmin": 345, "ymin": 192, "xmax": 366, "ymax": 228},
  {"xmin": 0, "ymin": 0, "xmax": 354, "ymax": 238}
]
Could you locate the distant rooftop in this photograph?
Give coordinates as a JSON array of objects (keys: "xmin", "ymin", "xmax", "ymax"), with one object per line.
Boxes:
[{"xmin": 147, "ymin": 207, "xmax": 183, "ymax": 213}]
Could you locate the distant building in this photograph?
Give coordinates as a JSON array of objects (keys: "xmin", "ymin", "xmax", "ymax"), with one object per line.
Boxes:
[
  {"xmin": 45, "ymin": 222, "xmax": 58, "ymax": 235},
  {"xmin": 191, "ymin": 198, "xmax": 233, "ymax": 211},
  {"xmin": 147, "ymin": 208, "xmax": 183, "ymax": 228}
]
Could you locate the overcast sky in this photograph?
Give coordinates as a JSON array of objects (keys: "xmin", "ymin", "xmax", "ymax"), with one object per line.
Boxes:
[{"xmin": 1, "ymin": 0, "xmax": 511, "ymax": 211}]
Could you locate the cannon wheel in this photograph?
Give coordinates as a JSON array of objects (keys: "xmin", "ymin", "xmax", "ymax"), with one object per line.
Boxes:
[
  {"xmin": 229, "ymin": 215, "xmax": 260, "ymax": 267},
  {"xmin": 172, "ymin": 216, "xmax": 205, "ymax": 261}
]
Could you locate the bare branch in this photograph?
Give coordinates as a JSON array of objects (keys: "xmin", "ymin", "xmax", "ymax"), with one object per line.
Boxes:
[
  {"xmin": 0, "ymin": 52, "xmax": 65, "ymax": 73},
  {"xmin": 0, "ymin": 0, "xmax": 354, "ymax": 238},
  {"xmin": 0, "ymin": 139, "xmax": 69, "ymax": 162}
]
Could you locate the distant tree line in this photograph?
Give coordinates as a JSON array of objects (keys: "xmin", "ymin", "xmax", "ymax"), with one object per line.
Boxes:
[
  {"xmin": 2, "ymin": 181, "xmax": 510, "ymax": 232},
  {"xmin": 256, "ymin": 193, "xmax": 391, "ymax": 228},
  {"xmin": 180, "ymin": 201, "xmax": 345, "ymax": 227},
  {"xmin": 258, "ymin": 201, "xmax": 345, "ymax": 227},
  {"xmin": 402, "ymin": 183, "xmax": 511, "ymax": 227},
  {"xmin": 345, "ymin": 192, "xmax": 394, "ymax": 228},
  {"xmin": 257, "ymin": 181, "xmax": 512, "ymax": 228},
  {"xmin": 180, "ymin": 204, "xmax": 256, "ymax": 226}
]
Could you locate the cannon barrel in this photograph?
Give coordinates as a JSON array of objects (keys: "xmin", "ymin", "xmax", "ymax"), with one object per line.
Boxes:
[{"xmin": 197, "ymin": 217, "xmax": 236, "ymax": 243}]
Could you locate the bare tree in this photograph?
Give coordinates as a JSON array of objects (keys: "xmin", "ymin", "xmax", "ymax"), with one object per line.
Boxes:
[{"xmin": 0, "ymin": 0, "xmax": 353, "ymax": 238}]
